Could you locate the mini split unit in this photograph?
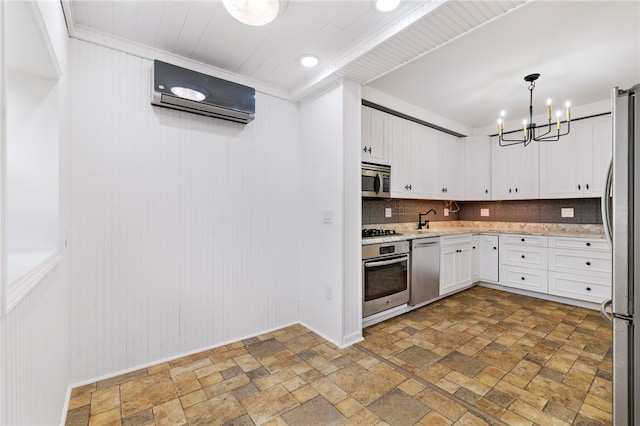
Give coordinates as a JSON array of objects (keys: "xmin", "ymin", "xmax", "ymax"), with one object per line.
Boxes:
[{"xmin": 151, "ymin": 60, "xmax": 256, "ymax": 124}]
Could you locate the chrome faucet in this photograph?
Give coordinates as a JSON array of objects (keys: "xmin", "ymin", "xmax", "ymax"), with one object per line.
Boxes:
[{"xmin": 418, "ymin": 209, "xmax": 437, "ymax": 230}]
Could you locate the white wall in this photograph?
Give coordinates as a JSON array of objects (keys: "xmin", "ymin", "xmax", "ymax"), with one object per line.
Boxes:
[
  {"xmin": 67, "ymin": 39, "xmax": 302, "ymax": 382},
  {"xmin": 298, "ymin": 80, "xmax": 363, "ymax": 347},
  {"xmin": 0, "ymin": 1, "xmax": 71, "ymax": 424}
]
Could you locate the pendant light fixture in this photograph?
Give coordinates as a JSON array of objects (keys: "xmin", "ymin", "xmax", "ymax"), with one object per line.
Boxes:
[
  {"xmin": 497, "ymin": 73, "xmax": 571, "ymax": 147},
  {"xmin": 223, "ymin": 0, "xmax": 282, "ymax": 26}
]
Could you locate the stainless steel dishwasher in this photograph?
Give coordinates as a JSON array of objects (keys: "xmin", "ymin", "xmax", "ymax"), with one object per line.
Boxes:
[{"xmin": 410, "ymin": 237, "xmax": 440, "ymax": 305}]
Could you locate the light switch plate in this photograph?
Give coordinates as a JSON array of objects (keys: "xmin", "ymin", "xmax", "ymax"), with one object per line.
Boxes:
[
  {"xmin": 323, "ymin": 209, "xmax": 333, "ymax": 224},
  {"xmin": 444, "ymin": 208, "xmax": 449, "ymax": 217},
  {"xmin": 481, "ymin": 208, "xmax": 490, "ymax": 217},
  {"xmin": 385, "ymin": 208, "xmax": 392, "ymax": 218},
  {"xmin": 561, "ymin": 208, "xmax": 574, "ymax": 218}
]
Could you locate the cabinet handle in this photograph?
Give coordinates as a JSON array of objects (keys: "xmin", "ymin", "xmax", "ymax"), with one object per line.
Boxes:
[
  {"xmin": 515, "ymin": 187, "xmax": 518, "ymax": 193},
  {"xmin": 586, "ymin": 184, "xmax": 590, "ymax": 190},
  {"xmin": 509, "ymin": 188, "xmax": 512, "ymax": 193},
  {"xmin": 586, "ymin": 242, "xmax": 591, "ymax": 247},
  {"xmin": 363, "ymin": 146, "xmax": 367, "ymax": 153},
  {"xmin": 586, "ymin": 261, "xmax": 591, "ymax": 266},
  {"xmin": 409, "ymin": 184, "xmax": 412, "ymax": 190},
  {"xmin": 586, "ymin": 287, "xmax": 592, "ymax": 291},
  {"xmin": 445, "ymin": 188, "xmax": 448, "ymax": 193},
  {"xmin": 485, "ymin": 189, "xmax": 489, "ymax": 194},
  {"xmin": 578, "ymin": 184, "xmax": 581, "ymax": 190},
  {"xmin": 367, "ymin": 147, "xmax": 372, "ymax": 153}
]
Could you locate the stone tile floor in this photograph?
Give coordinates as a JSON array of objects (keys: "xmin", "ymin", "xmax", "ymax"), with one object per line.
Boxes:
[{"xmin": 65, "ymin": 286, "xmax": 612, "ymax": 425}]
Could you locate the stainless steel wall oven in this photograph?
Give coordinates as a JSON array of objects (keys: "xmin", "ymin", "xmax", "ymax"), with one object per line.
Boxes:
[{"xmin": 362, "ymin": 240, "xmax": 410, "ymax": 317}]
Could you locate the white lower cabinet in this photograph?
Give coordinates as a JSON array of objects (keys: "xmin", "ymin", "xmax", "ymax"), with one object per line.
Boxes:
[
  {"xmin": 499, "ymin": 234, "xmax": 548, "ymax": 293},
  {"xmin": 440, "ymin": 235, "xmax": 473, "ymax": 295},
  {"xmin": 547, "ymin": 236, "xmax": 611, "ymax": 303},
  {"xmin": 478, "ymin": 234, "xmax": 499, "ymax": 282}
]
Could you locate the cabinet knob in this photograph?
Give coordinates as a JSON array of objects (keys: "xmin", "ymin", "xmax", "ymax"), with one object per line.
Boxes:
[
  {"xmin": 586, "ymin": 184, "xmax": 590, "ymax": 190},
  {"xmin": 521, "ymin": 277, "xmax": 525, "ymax": 280},
  {"xmin": 586, "ymin": 287, "xmax": 592, "ymax": 291},
  {"xmin": 515, "ymin": 188, "xmax": 518, "ymax": 193},
  {"xmin": 485, "ymin": 189, "xmax": 489, "ymax": 194},
  {"xmin": 521, "ymin": 255, "xmax": 525, "ymax": 259},
  {"xmin": 493, "ymin": 247, "xmax": 497, "ymax": 250},
  {"xmin": 586, "ymin": 261, "xmax": 591, "ymax": 266},
  {"xmin": 473, "ymin": 246, "xmax": 476, "ymax": 249},
  {"xmin": 509, "ymin": 188, "xmax": 512, "ymax": 193},
  {"xmin": 586, "ymin": 242, "xmax": 591, "ymax": 247},
  {"xmin": 578, "ymin": 184, "xmax": 581, "ymax": 190},
  {"xmin": 521, "ymin": 238, "xmax": 525, "ymax": 242}
]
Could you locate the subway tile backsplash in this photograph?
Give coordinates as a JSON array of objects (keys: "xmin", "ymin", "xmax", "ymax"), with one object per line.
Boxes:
[{"xmin": 363, "ymin": 198, "xmax": 602, "ymax": 225}]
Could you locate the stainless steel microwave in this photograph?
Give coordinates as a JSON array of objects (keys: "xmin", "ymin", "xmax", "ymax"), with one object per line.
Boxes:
[{"xmin": 362, "ymin": 162, "xmax": 391, "ymax": 198}]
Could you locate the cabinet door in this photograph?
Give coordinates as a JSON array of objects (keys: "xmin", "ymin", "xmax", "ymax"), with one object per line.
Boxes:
[
  {"xmin": 581, "ymin": 115, "xmax": 612, "ymax": 196},
  {"xmin": 361, "ymin": 107, "xmax": 389, "ymax": 164},
  {"xmin": 511, "ymin": 141, "xmax": 539, "ymax": 199},
  {"xmin": 539, "ymin": 128, "xmax": 580, "ymax": 198},
  {"xmin": 389, "ymin": 117, "xmax": 409, "ymax": 196},
  {"xmin": 478, "ymin": 235, "xmax": 499, "ymax": 282},
  {"xmin": 491, "ymin": 137, "xmax": 539, "ymax": 200},
  {"xmin": 418, "ymin": 125, "xmax": 441, "ymax": 198},
  {"xmin": 465, "ymin": 137, "xmax": 491, "ymax": 200},
  {"xmin": 440, "ymin": 246, "xmax": 458, "ymax": 295},
  {"xmin": 438, "ymin": 133, "xmax": 464, "ymax": 200},
  {"xmin": 405, "ymin": 122, "xmax": 428, "ymax": 198},
  {"xmin": 457, "ymin": 244, "xmax": 473, "ymax": 287},
  {"xmin": 471, "ymin": 236, "xmax": 479, "ymax": 282}
]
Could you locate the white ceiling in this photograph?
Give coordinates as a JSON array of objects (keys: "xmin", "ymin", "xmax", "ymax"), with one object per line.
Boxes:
[{"xmin": 63, "ymin": 0, "xmax": 640, "ymax": 132}]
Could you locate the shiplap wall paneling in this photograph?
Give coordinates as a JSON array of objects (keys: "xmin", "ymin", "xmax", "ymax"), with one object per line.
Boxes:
[{"xmin": 68, "ymin": 39, "xmax": 301, "ymax": 382}]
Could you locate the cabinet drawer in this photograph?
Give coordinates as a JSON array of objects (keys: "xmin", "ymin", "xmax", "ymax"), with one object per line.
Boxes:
[
  {"xmin": 500, "ymin": 244, "xmax": 548, "ymax": 269},
  {"xmin": 548, "ymin": 236, "xmax": 610, "ymax": 252},
  {"xmin": 499, "ymin": 265, "xmax": 548, "ymax": 293},
  {"xmin": 548, "ymin": 271, "xmax": 611, "ymax": 303},
  {"xmin": 501, "ymin": 234, "xmax": 547, "ymax": 247},
  {"xmin": 548, "ymin": 248, "xmax": 611, "ymax": 274},
  {"xmin": 440, "ymin": 234, "xmax": 472, "ymax": 247}
]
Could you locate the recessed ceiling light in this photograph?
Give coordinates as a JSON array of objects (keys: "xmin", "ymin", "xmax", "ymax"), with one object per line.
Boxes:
[
  {"xmin": 300, "ymin": 55, "xmax": 319, "ymax": 68},
  {"xmin": 375, "ymin": 0, "xmax": 400, "ymax": 12},
  {"xmin": 223, "ymin": 0, "xmax": 281, "ymax": 26}
]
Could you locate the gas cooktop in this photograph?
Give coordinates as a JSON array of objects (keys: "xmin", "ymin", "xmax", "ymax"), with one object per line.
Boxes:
[{"xmin": 362, "ymin": 228, "xmax": 401, "ymax": 238}]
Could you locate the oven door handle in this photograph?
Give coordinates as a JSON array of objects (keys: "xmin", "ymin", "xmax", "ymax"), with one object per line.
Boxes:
[{"xmin": 364, "ymin": 255, "xmax": 409, "ymax": 268}]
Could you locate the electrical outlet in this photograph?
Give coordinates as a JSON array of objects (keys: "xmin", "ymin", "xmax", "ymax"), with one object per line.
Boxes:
[
  {"xmin": 444, "ymin": 208, "xmax": 449, "ymax": 216},
  {"xmin": 481, "ymin": 208, "xmax": 490, "ymax": 217},
  {"xmin": 561, "ymin": 208, "xmax": 574, "ymax": 218},
  {"xmin": 385, "ymin": 208, "xmax": 392, "ymax": 218}
]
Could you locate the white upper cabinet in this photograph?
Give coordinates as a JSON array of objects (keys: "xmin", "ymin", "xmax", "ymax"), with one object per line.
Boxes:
[
  {"xmin": 361, "ymin": 106, "xmax": 390, "ymax": 165},
  {"xmin": 491, "ymin": 137, "xmax": 539, "ymax": 200},
  {"xmin": 539, "ymin": 114, "xmax": 612, "ymax": 198},
  {"xmin": 464, "ymin": 136, "xmax": 491, "ymax": 200},
  {"xmin": 436, "ymin": 132, "xmax": 464, "ymax": 200},
  {"xmin": 390, "ymin": 119, "xmax": 430, "ymax": 198}
]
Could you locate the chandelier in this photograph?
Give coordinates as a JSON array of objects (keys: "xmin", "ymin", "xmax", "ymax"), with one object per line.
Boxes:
[{"xmin": 497, "ymin": 73, "xmax": 571, "ymax": 147}]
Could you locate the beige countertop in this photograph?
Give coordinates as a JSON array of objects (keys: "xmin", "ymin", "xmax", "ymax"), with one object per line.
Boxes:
[{"xmin": 362, "ymin": 221, "xmax": 606, "ymax": 245}]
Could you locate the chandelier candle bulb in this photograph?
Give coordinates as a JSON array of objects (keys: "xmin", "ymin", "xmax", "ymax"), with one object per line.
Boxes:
[
  {"xmin": 547, "ymin": 98, "xmax": 552, "ymax": 120},
  {"xmin": 523, "ymin": 120, "xmax": 527, "ymax": 137},
  {"xmin": 556, "ymin": 111, "xmax": 561, "ymax": 129},
  {"xmin": 565, "ymin": 101, "xmax": 571, "ymax": 121}
]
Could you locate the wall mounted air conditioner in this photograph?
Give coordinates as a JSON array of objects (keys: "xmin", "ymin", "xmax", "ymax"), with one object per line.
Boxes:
[{"xmin": 151, "ymin": 60, "xmax": 255, "ymax": 124}]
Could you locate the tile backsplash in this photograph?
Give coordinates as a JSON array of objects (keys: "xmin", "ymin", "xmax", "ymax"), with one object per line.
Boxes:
[
  {"xmin": 362, "ymin": 199, "xmax": 459, "ymax": 225},
  {"xmin": 363, "ymin": 198, "xmax": 602, "ymax": 225}
]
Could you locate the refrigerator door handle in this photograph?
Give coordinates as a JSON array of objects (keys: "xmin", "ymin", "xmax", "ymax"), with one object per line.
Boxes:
[
  {"xmin": 601, "ymin": 154, "xmax": 613, "ymax": 247},
  {"xmin": 600, "ymin": 298, "xmax": 613, "ymax": 322}
]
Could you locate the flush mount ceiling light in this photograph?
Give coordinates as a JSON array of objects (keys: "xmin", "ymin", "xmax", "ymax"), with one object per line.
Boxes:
[
  {"xmin": 223, "ymin": 0, "xmax": 282, "ymax": 26},
  {"xmin": 497, "ymin": 73, "xmax": 571, "ymax": 147},
  {"xmin": 300, "ymin": 55, "xmax": 319, "ymax": 68},
  {"xmin": 375, "ymin": 0, "xmax": 400, "ymax": 12}
]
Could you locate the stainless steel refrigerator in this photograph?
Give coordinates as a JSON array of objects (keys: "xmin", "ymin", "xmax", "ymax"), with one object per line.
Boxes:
[{"xmin": 602, "ymin": 83, "xmax": 640, "ymax": 425}]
